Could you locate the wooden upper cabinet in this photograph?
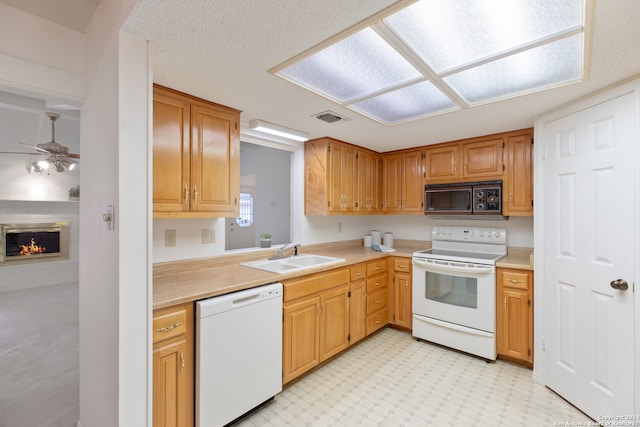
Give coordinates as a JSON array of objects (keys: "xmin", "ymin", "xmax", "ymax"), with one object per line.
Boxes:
[
  {"xmin": 382, "ymin": 150, "xmax": 424, "ymax": 214},
  {"xmin": 153, "ymin": 89, "xmax": 191, "ymax": 213},
  {"xmin": 461, "ymin": 138, "xmax": 503, "ymax": 179},
  {"xmin": 503, "ymin": 131, "xmax": 534, "ymax": 216},
  {"xmin": 305, "ymin": 137, "xmax": 379, "ymax": 215},
  {"xmin": 328, "ymin": 141, "xmax": 358, "ymax": 213},
  {"xmin": 425, "ymin": 144, "xmax": 460, "ymax": 183},
  {"xmin": 358, "ymin": 150, "xmax": 380, "ymax": 213},
  {"xmin": 153, "ymin": 85, "xmax": 240, "ymax": 218},
  {"xmin": 425, "ymin": 137, "xmax": 503, "ymax": 183}
]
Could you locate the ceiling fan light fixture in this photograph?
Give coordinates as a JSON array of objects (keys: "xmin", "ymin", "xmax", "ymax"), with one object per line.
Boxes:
[
  {"xmin": 31, "ymin": 162, "xmax": 43, "ymax": 173},
  {"xmin": 37, "ymin": 159, "xmax": 50, "ymax": 169}
]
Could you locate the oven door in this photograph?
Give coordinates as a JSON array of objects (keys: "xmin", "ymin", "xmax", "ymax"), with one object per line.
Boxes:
[{"xmin": 412, "ymin": 257, "xmax": 495, "ymax": 333}]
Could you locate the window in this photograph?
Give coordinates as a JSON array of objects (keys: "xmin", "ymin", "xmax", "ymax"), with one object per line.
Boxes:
[{"xmin": 236, "ymin": 192, "xmax": 254, "ymax": 227}]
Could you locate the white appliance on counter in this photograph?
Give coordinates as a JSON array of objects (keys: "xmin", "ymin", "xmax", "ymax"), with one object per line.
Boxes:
[
  {"xmin": 196, "ymin": 282, "xmax": 283, "ymax": 426},
  {"xmin": 412, "ymin": 226, "xmax": 506, "ymax": 360}
]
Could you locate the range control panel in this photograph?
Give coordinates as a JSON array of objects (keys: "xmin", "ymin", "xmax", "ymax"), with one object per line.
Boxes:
[{"xmin": 431, "ymin": 226, "xmax": 507, "ymax": 244}]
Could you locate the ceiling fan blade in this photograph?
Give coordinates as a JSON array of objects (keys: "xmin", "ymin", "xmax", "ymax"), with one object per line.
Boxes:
[
  {"xmin": 18, "ymin": 141, "xmax": 50, "ymax": 154},
  {"xmin": 0, "ymin": 151, "xmax": 40, "ymax": 155}
]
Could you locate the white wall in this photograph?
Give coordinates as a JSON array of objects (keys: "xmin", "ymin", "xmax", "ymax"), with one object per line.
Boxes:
[{"xmin": 0, "ymin": 5, "xmax": 85, "ymax": 426}]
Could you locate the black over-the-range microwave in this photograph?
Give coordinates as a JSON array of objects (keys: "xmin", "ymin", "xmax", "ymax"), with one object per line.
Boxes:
[{"xmin": 424, "ymin": 180, "xmax": 502, "ymax": 216}]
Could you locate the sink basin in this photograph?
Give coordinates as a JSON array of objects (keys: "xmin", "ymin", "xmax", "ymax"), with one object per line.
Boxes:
[{"xmin": 240, "ymin": 254, "xmax": 345, "ymax": 274}]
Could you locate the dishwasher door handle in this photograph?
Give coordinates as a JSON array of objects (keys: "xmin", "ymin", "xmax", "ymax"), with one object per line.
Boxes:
[{"xmin": 232, "ymin": 293, "xmax": 261, "ymax": 307}]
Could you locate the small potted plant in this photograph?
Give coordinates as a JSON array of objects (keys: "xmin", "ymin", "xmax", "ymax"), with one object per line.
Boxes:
[
  {"xmin": 259, "ymin": 233, "xmax": 272, "ymax": 248},
  {"xmin": 68, "ymin": 185, "xmax": 80, "ymax": 201}
]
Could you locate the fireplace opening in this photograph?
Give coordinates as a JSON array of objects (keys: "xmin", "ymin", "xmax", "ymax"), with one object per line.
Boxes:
[{"xmin": 1, "ymin": 223, "xmax": 69, "ymax": 264}]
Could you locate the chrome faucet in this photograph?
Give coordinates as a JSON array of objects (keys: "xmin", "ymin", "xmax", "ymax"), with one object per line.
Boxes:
[{"xmin": 269, "ymin": 244, "xmax": 300, "ymax": 260}]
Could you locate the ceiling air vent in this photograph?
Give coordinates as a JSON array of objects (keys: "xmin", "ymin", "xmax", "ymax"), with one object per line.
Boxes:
[{"xmin": 314, "ymin": 110, "xmax": 350, "ymax": 124}]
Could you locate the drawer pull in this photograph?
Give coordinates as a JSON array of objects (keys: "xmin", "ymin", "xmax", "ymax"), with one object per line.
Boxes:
[
  {"xmin": 509, "ymin": 279, "xmax": 524, "ymax": 283},
  {"xmin": 155, "ymin": 321, "xmax": 182, "ymax": 332},
  {"xmin": 376, "ymin": 266, "xmax": 381, "ymax": 270},
  {"xmin": 399, "ymin": 265, "xmax": 406, "ymax": 268},
  {"xmin": 375, "ymin": 299, "xmax": 381, "ymax": 303},
  {"xmin": 375, "ymin": 319, "xmax": 381, "ymax": 324}
]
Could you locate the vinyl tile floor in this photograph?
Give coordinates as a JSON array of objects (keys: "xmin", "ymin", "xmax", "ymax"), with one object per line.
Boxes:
[{"xmin": 238, "ymin": 327, "xmax": 592, "ymax": 426}]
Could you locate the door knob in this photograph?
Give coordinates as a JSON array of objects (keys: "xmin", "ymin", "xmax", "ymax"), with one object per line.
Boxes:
[{"xmin": 610, "ymin": 279, "xmax": 629, "ymax": 291}]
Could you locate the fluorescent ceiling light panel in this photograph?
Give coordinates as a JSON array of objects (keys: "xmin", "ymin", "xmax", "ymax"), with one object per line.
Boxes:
[
  {"xmin": 278, "ymin": 27, "xmax": 422, "ymax": 103},
  {"xmin": 272, "ymin": 0, "xmax": 588, "ymax": 125},
  {"xmin": 248, "ymin": 119, "xmax": 309, "ymax": 142}
]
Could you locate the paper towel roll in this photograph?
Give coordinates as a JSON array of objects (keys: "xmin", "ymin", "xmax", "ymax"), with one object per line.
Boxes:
[
  {"xmin": 363, "ymin": 234, "xmax": 372, "ymax": 247},
  {"xmin": 370, "ymin": 230, "xmax": 381, "ymax": 246},
  {"xmin": 383, "ymin": 232, "xmax": 394, "ymax": 247}
]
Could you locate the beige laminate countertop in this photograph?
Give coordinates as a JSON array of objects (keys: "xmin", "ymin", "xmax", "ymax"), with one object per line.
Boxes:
[
  {"xmin": 496, "ymin": 247, "xmax": 534, "ymax": 270},
  {"xmin": 153, "ymin": 240, "xmax": 429, "ymax": 310}
]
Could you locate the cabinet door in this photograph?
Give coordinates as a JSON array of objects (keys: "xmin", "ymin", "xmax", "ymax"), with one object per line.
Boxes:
[
  {"xmin": 283, "ymin": 296, "xmax": 321, "ymax": 384},
  {"xmin": 152, "ymin": 88, "xmax": 191, "ymax": 212},
  {"xmin": 503, "ymin": 132, "xmax": 533, "ymax": 216},
  {"xmin": 349, "ymin": 281, "xmax": 367, "ymax": 345},
  {"xmin": 358, "ymin": 150, "xmax": 379, "ymax": 212},
  {"xmin": 425, "ymin": 144, "xmax": 460, "ymax": 183},
  {"xmin": 190, "ymin": 103, "xmax": 239, "ymax": 215},
  {"xmin": 401, "ymin": 150, "xmax": 424, "ymax": 212},
  {"xmin": 498, "ymin": 288, "xmax": 531, "ymax": 361},
  {"xmin": 462, "ymin": 138, "xmax": 503, "ymax": 179},
  {"xmin": 319, "ymin": 286, "xmax": 350, "ymax": 362},
  {"xmin": 381, "ymin": 153, "xmax": 402, "ymax": 213},
  {"xmin": 153, "ymin": 340, "xmax": 190, "ymax": 427},
  {"xmin": 393, "ymin": 272, "xmax": 412, "ymax": 329},
  {"xmin": 328, "ymin": 142, "xmax": 358, "ymax": 213}
]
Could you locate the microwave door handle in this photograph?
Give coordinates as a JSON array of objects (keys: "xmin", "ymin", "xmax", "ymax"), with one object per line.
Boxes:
[{"xmin": 412, "ymin": 258, "xmax": 494, "ymax": 275}]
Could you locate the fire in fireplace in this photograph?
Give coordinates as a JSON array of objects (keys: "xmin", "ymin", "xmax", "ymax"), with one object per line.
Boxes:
[{"xmin": 1, "ymin": 223, "xmax": 69, "ymax": 264}]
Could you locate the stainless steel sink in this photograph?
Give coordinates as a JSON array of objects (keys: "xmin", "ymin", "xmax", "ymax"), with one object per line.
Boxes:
[{"xmin": 240, "ymin": 254, "xmax": 345, "ymax": 274}]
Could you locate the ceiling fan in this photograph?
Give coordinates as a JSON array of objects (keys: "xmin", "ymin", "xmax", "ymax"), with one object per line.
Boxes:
[{"xmin": 11, "ymin": 112, "xmax": 80, "ymax": 172}]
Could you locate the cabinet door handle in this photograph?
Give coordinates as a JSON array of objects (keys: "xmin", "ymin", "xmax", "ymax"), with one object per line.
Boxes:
[
  {"xmin": 183, "ymin": 185, "xmax": 189, "ymax": 204},
  {"xmin": 503, "ymin": 297, "xmax": 507, "ymax": 310},
  {"xmin": 155, "ymin": 321, "xmax": 182, "ymax": 332},
  {"xmin": 193, "ymin": 185, "xmax": 198, "ymax": 203},
  {"xmin": 405, "ymin": 282, "xmax": 408, "ymax": 289},
  {"xmin": 317, "ymin": 303, "xmax": 320, "ymax": 317},
  {"xmin": 180, "ymin": 350, "xmax": 185, "ymax": 374}
]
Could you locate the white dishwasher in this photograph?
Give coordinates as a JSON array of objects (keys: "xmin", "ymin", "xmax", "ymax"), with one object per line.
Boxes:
[{"xmin": 196, "ymin": 282, "xmax": 283, "ymax": 426}]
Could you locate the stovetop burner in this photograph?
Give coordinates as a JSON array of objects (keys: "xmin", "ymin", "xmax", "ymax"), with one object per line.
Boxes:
[{"xmin": 413, "ymin": 226, "xmax": 507, "ymax": 265}]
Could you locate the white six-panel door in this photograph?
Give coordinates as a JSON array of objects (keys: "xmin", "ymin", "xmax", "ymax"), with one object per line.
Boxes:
[{"xmin": 540, "ymin": 91, "xmax": 636, "ymax": 419}]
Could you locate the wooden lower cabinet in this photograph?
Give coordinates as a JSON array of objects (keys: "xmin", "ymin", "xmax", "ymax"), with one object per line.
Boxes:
[
  {"xmin": 391, "ymin": 257, "xmax": 412, "ymax": 330},
  {"xmin": 349, "ymin": 271, "xmax": 367, "ymax": 345},
  {"xmin": 152, "ymin": 303, "xmax": 193, "ymax": 427},
  {"xmin": 496, "ymin": 267, "xmax": 534, "ymax": 366},
  {"xmin": 282, "ymin": 268, "xmax": 351, "ymax": 384},
  {"xmin": 365, "ymin": 259, "xmax": 389, "ymax": 335}
]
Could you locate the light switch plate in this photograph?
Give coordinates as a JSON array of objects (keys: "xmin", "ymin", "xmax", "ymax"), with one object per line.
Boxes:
[{"xmin": 165, "ymin": 229, "xmax": 176, "ymax": 247}]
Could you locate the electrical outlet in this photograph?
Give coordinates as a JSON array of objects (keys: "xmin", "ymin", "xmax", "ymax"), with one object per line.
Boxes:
[
  {"xmin": 338, "ymin": 222, "xmax": 343, "ymax": 233},
  {"xmin": 202, "ymin": 229, "xmax": 215, "ymax": 244},
  {"xmin": 165, "ymin": 229, "xmax": 176, "ymax": 247}
]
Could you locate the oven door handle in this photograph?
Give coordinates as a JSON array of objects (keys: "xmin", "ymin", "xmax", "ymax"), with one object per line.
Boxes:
[{"xmin": 412, "ymin": 258, "xmax": 494, "ymax": 275}]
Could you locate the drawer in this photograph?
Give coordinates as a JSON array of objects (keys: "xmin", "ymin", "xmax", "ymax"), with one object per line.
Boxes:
[
  {"xmin": 366, "ymin": 274, "xmax": 388, "ymax": 293},
  {"xmin": 501, "ymin": 270, "xmax": 530, "ymax": 290},
  {"xmin": 366, "ymin": 288, "xmax": 387, "ymax": 314},
  {"xmin": 393, "ymin": 258, "xmax": 411, "ymax": 273},
  {"xmin": 284, "ymin": 267, "xmax": 350, "ymax": 302},
  {"xmin": 367, "ymin": 308, "xmax": 388, "ymax": 335},
  {"xmin": 366, "ymin": 260, "xmax": 388, "ymax": 276},
  {"xmin": 153, "ymin": 306, "xmax": 187, "ymax": 344},
  {"xmin": 350, "ymin": 263, "xmax": 366, "ymax": 282}
]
